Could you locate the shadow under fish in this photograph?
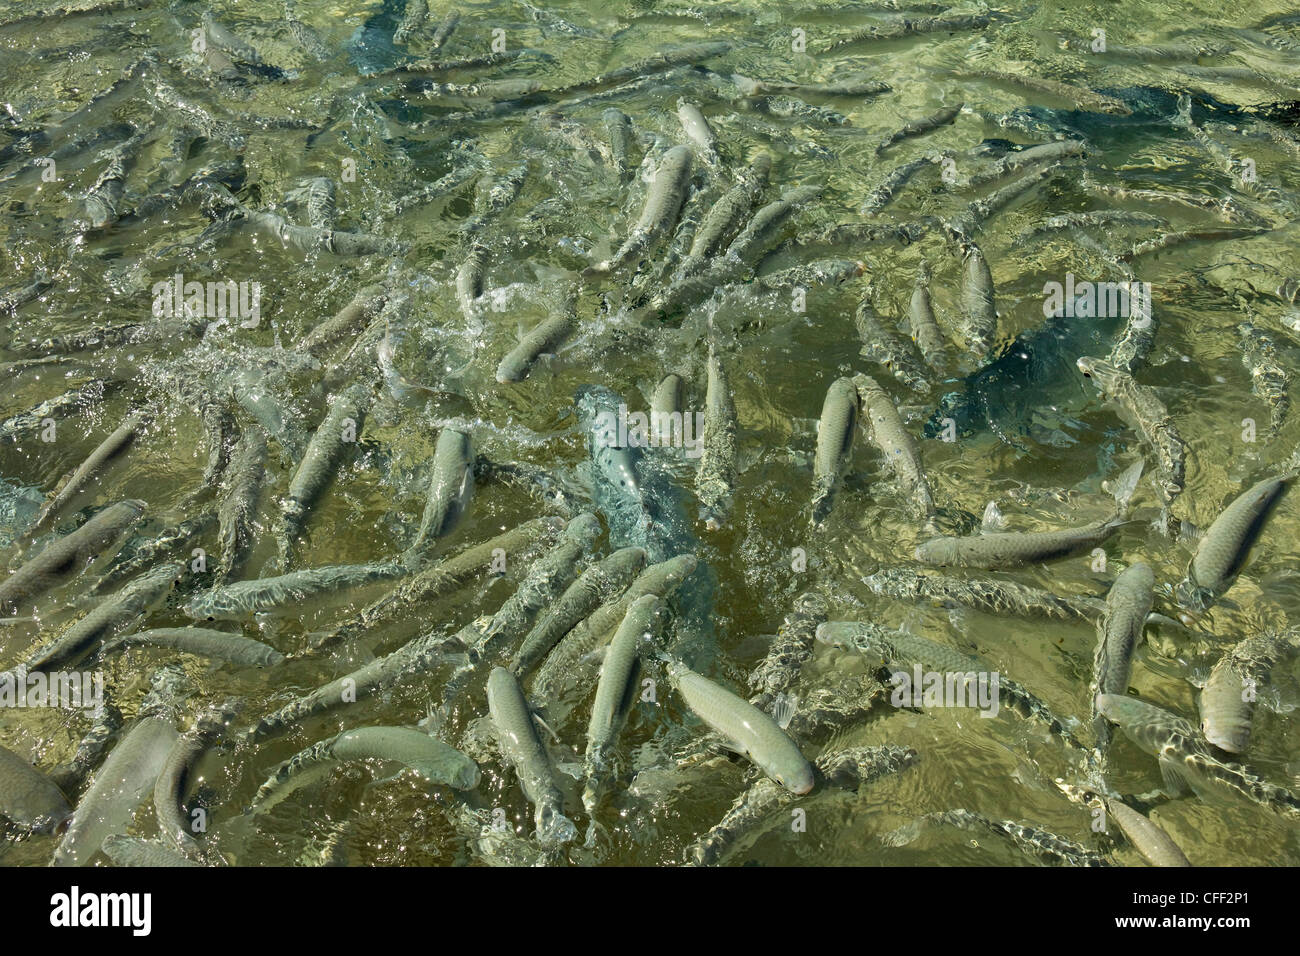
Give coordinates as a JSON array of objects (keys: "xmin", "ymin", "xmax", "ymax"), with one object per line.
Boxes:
[
  {"xmin": 574, "ymin": 384, "xmax": 718, "ymax": 669},
  {"xmin": 924, "ymin": 310, "xmax": 1121, "ymax": 450}
]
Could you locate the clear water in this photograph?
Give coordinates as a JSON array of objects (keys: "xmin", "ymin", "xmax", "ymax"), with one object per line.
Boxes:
[{"xmin": 2, "ymin": 0, "xmax": 1300, "ymax": 866}]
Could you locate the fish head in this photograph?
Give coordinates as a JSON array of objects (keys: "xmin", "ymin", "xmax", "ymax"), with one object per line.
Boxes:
[
  {"xmin": 774, "ymin": 760, "xmax": 817, "ymax": 795},
  {"xmin": 1076, "ymin": 355, "xmax": 1121, "ymax": 394}
]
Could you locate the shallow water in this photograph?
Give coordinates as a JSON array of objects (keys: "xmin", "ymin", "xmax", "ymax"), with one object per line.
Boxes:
[{"xmin": 2, "ymin": 0, "xmax": 1300, "ymax": 866}]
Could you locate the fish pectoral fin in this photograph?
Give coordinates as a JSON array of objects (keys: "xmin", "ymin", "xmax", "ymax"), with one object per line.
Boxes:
[
  {"xmin": 770, "ymin": 692, "xmax": 798, "ymax": 730},
  {"xmin": 530, "ymin": 709, "xmax": 561, "ymax": 744},
  {"xmin": 1145, "ymin": 612, "xmax": 1189, "ymax": 632},
  {"xmin": 1157, "ymin": 753, "xmax": 1194, "ymax": 798}
]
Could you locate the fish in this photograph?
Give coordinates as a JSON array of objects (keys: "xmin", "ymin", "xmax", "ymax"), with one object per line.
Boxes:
[
  {"xmin": 0, "ymin": 500, "xmax": 145, "ymax": 614},
  {"xmin": 296, "ymin": 177, "xmax": 338, "ymax": 231},
  {"xmin": 677, "ymin": 100, "xmax": 718, "ymax": 164},
  {"xmin": 511, "ymin": 546, "xmax": 647, "ymax": 678},
  {"xmin": 811, "ymin": 378, "xmax": 860, "ymax": 524},
  {"xmin": 863, "ymin": 567, "xmax": 1106, "ymax": 622},
  {"xmin": 391, "ymin": 0, "xmax": 428, "ymax": 45},
  {"xmin": 1096, "ymin": 693, "xmax": 1300, "ymax": 817},
  {"xmin": 696, "ymin": 345, "xmax": 738, "ymax": 530},
  {"xmin": 749, "ymin": 591, "xmax": 827, "ymax": 712},
  {"xmin": 862, "ymin": 155, "xmax": 935, "ymax": 215},
  {"xmin": 557, "ymin": 42, "xmax": 731, "ymax": 94},
  {"xmin": 584, "ymin": 145, "xmax": 692, "ymax": 277},
  {"xmin": 1077, "ymin": 356, "xmax": 1187, "ymax": 512},
  {"xmin": 456, "ymin": 241, "xmax": 489, "ymax": 320},
  {"xmin": 1199, "ymin": 628, "xmax": 1300, "ymax": 753},
  {"xmin": 54, "ymin": 714, "xmax": 179, "ymax": 866},
  {"xmin": 876, "ymin": 103, "xmax": 963, "ymax": 154},
  {"xmin": 676, "ymin": 153, "xmax": 771, "ymax": 277},
  {"xmin": 1237, "ymin": 321, "xmax": 1289, "ymax": 439},
  {"xmin": 966, "ymin": 139, "xmax": 1087, "ymax": 189},
  {"xmin": 487, "ymin": 667, "xmax": 577, "ymax": 844},
  {"xmin": 663, "ymin": 656, "xmax": 815, "ymax": 794},
  {"xmin": 893, "ymin": 809, "xmax": 1109, "ymax": 866},
  {"xmin": 816, "ymin": 621, "xmax": 1093, "ymax": 756},
  {"xmin": 202, "ymin": 9, "xmax": 265, "ymax": 66},
  {"xmin": 429, "ymin": 10, "xmax": 460, "ymax": 50},
  {"xmin": 496, "ymin": 296, "xmax": 577, "ymax": 383},
  {"xmin": 405, "ymin": 429, "xmax": 475, "ymax": 563},
  {"xmin": 826, "ymin": 12, "xmax": 996, "ymax": 51},
  {"xmin": 602, "ymin": 108, "xmax": 635, "ymax": 181},
  {"xmin": 252, "ymin": 521, "xmax": 573, "ymax": 739},
  {"xmin": 25, "ymin": 410, "xmax": 148, "ymax": 539},
  {"xmin": 437, "ymin": 513, "xmax": 603, "ymax": 712},
  {"xmin": 651, "ymin": 374, "xmax": 684, "ymax": 423},
  {"xmin": 729, "ymin": 74, "xmax": 891, "ymax": 99},
  {"xmin": 24, "ymin": 561, "xmax": 182, "ymax": 672},
  {"xmin": 854, "ymin": 374, "xmax": 937, "ymax": 520},
  {"xmin": 687, "ymin": 745, "xmax": 918, "ymax": 866},
  {"xmin": 1104, "ymin": 798, "xmax": 1191, "ymax": 867},
  {"xmin": 1175, "ymin": 475, "xmax": 1288, "ymax": 612},
  {"xmin": 531, "ymin": 553, "xmax": 697, "ymax": 706},
  {"xmin": 955, "ymin": 69, "xmax": 1131, "ymax": 116},
  {"xmin": 907, "ymin": 261, "xmax": 949, "ymax": 368},
  {"xmin": 214, "ymin": 428, "xmax": 267, "ymax": 586},
  {"xmin": 581, "ymin": 594, "xmax": 661, "ymax": 817},
  {"xmin": 946, "ymin": 164, "xmax": 1057, "ymax": 243},
  {"xmin": 959, "ymin": 243, "xmax": 998, "ymax": 360},
  {"xmin": 0, "ymin": 743, "xmax": 70, "ymax": 832},
  {"xmin": 90, "ymin": 511, "xmax": 216, "ymax": 595},
  {"xmin": 853, "ymin": 291, "xmax": 930, "ymax": 394},
  {"xmin": 914, "ymin": 460, "xmax": 1143, "ymax": 570},
  {"xmin": 1, "ymin": 381, "xmax": 122, "ymax": 446},
  {"xmin": 101, "ymin": 627, "xmax": 283, "ymax": 668},
  {"xmin": 726, "ymin": 185, "xmax": 822, "ymax": 266},
  {"xmin": 312, "ymin": 516, "xmax": 563, "ymax": 653},
  {"xmin": 252, "ymin": 727, "xmax": 479, "ymax": 812},
  {"xmin": 277, "ymin": 381, "xmax": 373, "ymax": 568},
  {"xmin": 153, "ymin": 701, "xmax": 236, "ymax": 858},
  {"xmin": 101, "ymin": 836, "xmax": 202, "ymax": 868},
  {"xmin": 186, "ymin": 561, "xmax": 408, "ymax": 621},
  {"xmin": 1091, "ymin": 563, "xmax": 1155, "ymax": 751}
]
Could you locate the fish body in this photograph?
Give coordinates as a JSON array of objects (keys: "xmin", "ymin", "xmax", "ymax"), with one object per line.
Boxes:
[
  {"xmin": 959, "ymin": 243, "xmax": 997, "ymax": 359},
  {"xmin": 0, "ymin": 743, "xmax": 70, "ymax": 831},
  {"xmin": 278, "ymin": 381, "xmax": 373, "ymax": 567},
  {"xmin": 811, "ymin": 378, "xmax": 860, "ymax": 524},
  {"xmin": 511, "ymin": 546, "xmax": 647, "ymax": 678},
  {"xmin": 186, "ymin": 561, "xmax": 408, "ymax": 620},
  {"xmin": 582, "ymin": 594, "xmax": 661, "ymax": 814},
  {"xmin": 1091, "ymin": 563, "xmax": 1155, "ymax": 750},
  {"xmin": 585, "ymin": 145, "xmax": 692, "ymax": 277},
  {"xmin": 406, "ymin": 429, "xmax": 475, "ymax": 562},
  {"xmin": 1077, "ymin": 355, "xmax": 1186, "ymax": 509},
  {"xmin": 863, "ymin": 567, "xmax": 1106, "ymax": 622},
  {"xmin": 854, "ymin": 374, "xmax": 936, "ymax": 519},
  {"xmin": 665, "ymin": 658, "xmax": 814, "ymax": 794},
  {"xmin": 26, "ymin": 561, "xmax": 181, "ymax": 671},
  {"xmin": 487, "ymin": 667, "xmax": 576, "ymax": 844},
  {"xmin": 55, "ymin": 715, "xmax": 178, "ymax": 866},
  {"xmin": 253, "ymin": 726, "xmax": 478, "ymax": 812},
  {"xmin": 1176, "ymin": 476, "xmax": 1288, "ymax": 611},
  {"xmin": 696, "ymin": 347, "xmax": 737, "ymax": 530}
]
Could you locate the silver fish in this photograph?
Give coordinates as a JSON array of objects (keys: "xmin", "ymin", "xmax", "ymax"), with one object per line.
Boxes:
[
  {"xmin": 487, "ymin": 667, "xmax": 577, "ymax": 844},
  {"xmin": 664, "ymin": 657, "xmax": 815, "ymax": 794}
]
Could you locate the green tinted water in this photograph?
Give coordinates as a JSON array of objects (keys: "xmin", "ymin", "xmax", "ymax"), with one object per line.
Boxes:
[{"xmin": 2, "ymin": 0, "xmax": 1300, "ymax": 866}]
